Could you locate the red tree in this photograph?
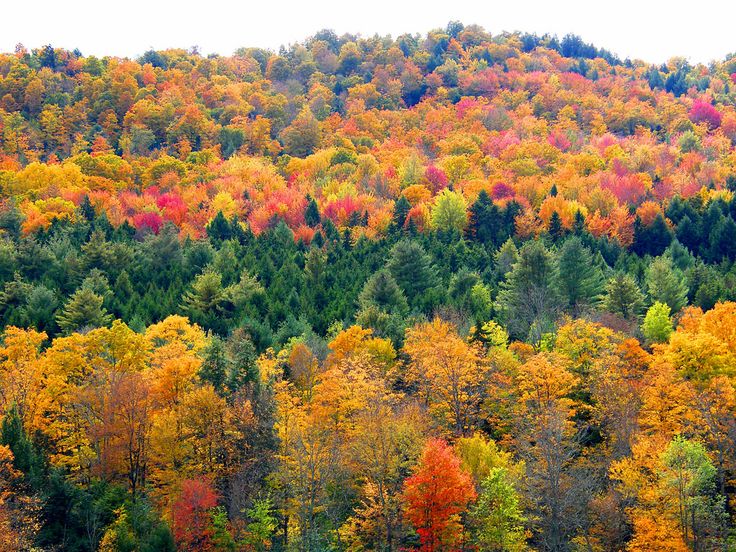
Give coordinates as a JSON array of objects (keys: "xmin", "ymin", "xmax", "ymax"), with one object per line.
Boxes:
[
  {"xmin": 171, "ymin": 478, "xmax": 219, "ymax": 551},
  {"xmin": 689, "ymin": 99, "xmax": 722, "ymax": 129},
  {"xmin": 403, "ymin": 438, "xmax": 476, "ymax": 552}
]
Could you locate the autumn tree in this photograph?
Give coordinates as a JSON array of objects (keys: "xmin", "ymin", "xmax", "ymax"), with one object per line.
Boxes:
[
  {"xmin": 404, "ymin": 318, "xmax": 486, "ymax": 436},
  {"xmin": 402, "ymin": 438, "xmax": 476, "ymax": 552}
]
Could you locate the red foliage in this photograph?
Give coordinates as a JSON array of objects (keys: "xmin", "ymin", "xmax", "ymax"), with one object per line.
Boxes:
[
  {"xmin": 548, "ymin": 129, "xmax": 572, "ymax": 152},
  {"xmin": 601, "ymin": 173, "xmax": 647, "ymax": 204},
  {"xmin": 171, "ymin": 478, "xmax": 219, "ymax": 552},
  {"xmin": 689, "ymin": 99, "xmax": 722, "ymax": 129},
  {"xmin": 425, "ymin": 165, "xmax": 448, "ymax": 193},
  {"xmin": 492, "ymin": 182, "xmax": 515, "ymax": 200},
  {"xmin": 403, "ymin": 438, "xmax": 476, "ymax": 552},
  {"xmin": 132, "ymin": 211, "xmax": 164, "ymax": 234}
]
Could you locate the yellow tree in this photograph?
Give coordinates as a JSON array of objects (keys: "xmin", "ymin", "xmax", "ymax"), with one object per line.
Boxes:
[
  {"xmin": 403, "ymin": 318, "xmax": 486, "ymax": 436},
  {"xmin": 0, "ymin": 327, "xmax": 48, "ymax": 434}
]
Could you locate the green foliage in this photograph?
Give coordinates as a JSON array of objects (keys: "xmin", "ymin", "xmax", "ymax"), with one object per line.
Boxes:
[
  {"xmin": 56, "ymin": 287, "xmax": 112, "ymax": 334},
  {"xmin": 645, "ymin": 255, "xmax": 688, "ymax": 313},
  {"xmin": 556, "ymin": 236, "xmax": 604, "ymax": 315},
  {"xmin": 603, "ymin": 272, "xmax": 644, "ymax": 321},
  {"xmin": 641, "ymin": 301, "xmax": 673, "ymax": 344},
  {"xmin": 471, "ymin": 468, "xmax": 527, "ymax": 551},
  {"xmin": 431, "ymin": 189, "xmax": 467, "ymax": 233},
  {"xmin": 496, "ymin": 240, "xmax": 560, "ymax": 341},
  {"xmin": 660, "ymin": 437, "xmax": 727, "ymax": 550}
]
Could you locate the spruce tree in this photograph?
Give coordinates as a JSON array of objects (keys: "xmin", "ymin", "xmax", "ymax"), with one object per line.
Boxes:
[
  {"xmin": 557, "ymin": 236, "xmax": 604, "ymax": 315},
  {"xmin": 304, "ymin": 197, "xmax": 321, "ymax": 228},
  {"xmin": 645, "ymin": 255, "xmax": 688, "ymax": 313},
  {"xmin": 386, "ymin": 239, "xmax": 439, "ymax": 310},
  {"xmin": 603, "ymin": 273, "xmax": 644, "ymax": 321},
  {"xmin": 56, "ymin": 287, "xmax": 112, "ymax": 334}
]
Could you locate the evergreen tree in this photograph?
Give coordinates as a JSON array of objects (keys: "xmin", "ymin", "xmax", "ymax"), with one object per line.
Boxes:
[
  {"xmin": 548, "ymin": 211, "xmax": 564, "ymax": 241},
  {"xmin": 467, "ymin": 190, "xmax": 502, "ymax": 246},
  {"xmin": 645, "ymin": 255, "xmax": 688, "ymax": 313},
  {"xmin": 386, "ymin": 239, "xmax": 440, "ymax": 310},
  {"xmin": 79, "ymin": 194, "xmax": 96, "ymax": 222},
  {"xmin": 56, "ymin": 287, "xmax": 112, "ymax": 334},
  {"xmin": 603, "ymin": 273, "xmax": 644, "ymax": 321},
  {"xmin": 496, "ymin": 240, "xmax": 560, "ymax": 341},
  {"xmin": 556, "ymin": 236, "xmax": 604, "ymax": 315},
  {"xmin": 304, "ymin": 196, "xmax": 321, "ymax": 228},
  {"xmin": 392, "ymin": 195, "xmax": 411, "ymax": 230},
  {"xmin": 199, "ymin": 335, "xmax": 229, "ymax": 394},
  {"xmin": 1, "ymin": 405, "xmax": 43, "ymax": 485},
  {"xmin": 358, "ymin": 269, "xmax": 409, "ymax": 315},
  {"xmin": 207, "ymin": 211, "xmax": 232, "ymax": 243}
]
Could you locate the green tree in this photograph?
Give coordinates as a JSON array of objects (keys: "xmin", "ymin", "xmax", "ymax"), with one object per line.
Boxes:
[
  {"xmin": 603, "ymin": 273, "xmax": 644, "ymax": 321},
  {"xmin": 471, "ymin": 468, "xmax": 527, "ymax": 551},
  {"xmin": 56, "ymin": 287, "xmax": 112, "ymax": 334},
  {"xmin": 358, "ymin": 269, "xmax": 409, "ymax": 315},
  {"xmin": 496, "ymin": 241, "xmax": 560, "ymax": 342},
  {"xmin": 304, "ymin": 197, "xmax": 321, "ymax": 228},
  {"xmin": 641, "ymin": 302, "xmax": 673, "ymax": 344},
  {"xmin": 431, "ymin": 189, "xmax": 467, "ymax": 233},
  {"xmin": 556, "ymin": 236, "xmax": 604, "ymax": 316},
  {"xmin": 241, "ymin": 498, "xmax": 277, "ymax": 551},
  {"xmin": 386, "ymin": 240, "xmax": 440, "ymax": 310},
  {"xmin": 645, "ymin": 255, "xmax": 688, "ymax": 313},
  {"xmin": 392, "ymin": 195, "xmax": 411, "ymax": 230},
  {"xmin": 181, "ymin": 270, "xmax": 228, "ymax": 330},
  {"xmin": 660, "ymin": 437, "xmax": 727, "ymax": 551}
]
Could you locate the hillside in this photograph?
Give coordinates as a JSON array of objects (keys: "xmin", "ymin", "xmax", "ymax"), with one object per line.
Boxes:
[{"xmin": 1, "ymin": 24, "xmax": 736, "ymax": 551}]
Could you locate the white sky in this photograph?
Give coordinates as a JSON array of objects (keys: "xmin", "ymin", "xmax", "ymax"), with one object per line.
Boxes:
[{"xmin": 3, "ymin": 0, "xmax": 735, "ymax": 65}]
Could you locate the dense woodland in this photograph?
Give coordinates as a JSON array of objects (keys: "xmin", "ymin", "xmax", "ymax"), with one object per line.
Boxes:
[{"xmin": 1, "ymin": 22, "xmax": 736, "ymax": 551}]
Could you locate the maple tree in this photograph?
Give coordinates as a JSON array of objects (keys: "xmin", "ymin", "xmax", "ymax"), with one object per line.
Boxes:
[{"xmin": 402, "ymin": 438, "xmax": 476, "ymax": 552}]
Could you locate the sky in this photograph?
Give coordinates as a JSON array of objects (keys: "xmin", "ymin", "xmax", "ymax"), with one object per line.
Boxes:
[{"xmin": 3, "ymin": 0, "xmax": 735, "ymax": 65}]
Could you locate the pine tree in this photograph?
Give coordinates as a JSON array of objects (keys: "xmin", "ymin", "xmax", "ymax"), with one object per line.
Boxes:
[
  {"xmin": 496, "ymin": 240, "xmax": 560, "ymax": 341},
  {"xmin": 603, "ymin": 273, "xmax": 644, "ymax": 321},
  {"xmin": 467, "ymin": 190, "xmax": 502, "ymax": 246},
  {"xmin": 557, "ymin": 236, "xmax": 604, "ymax": 315},
  {"xmin": 304, "ymin": 197, "xmax": 321, "ymax": 228},
  {"xmin": 56, "ymin": 287, "xmax": 112, "ymax": 334},
  {"xmin": 358, "ymin": 269, "xmax": 409, "ymax": 315},
  {"xmin": 392, "ymin": 196, "xmax": 411, "ymax": 230},
  {"xmin": 548, "ymin": 211, "xmax": 564, "ymax": 241},
  {"xmin": 645, "ymin": 256, "xmax": 688, "ymax": 313},
  {"xmin": 386, "ymin": 240, "xmax": 439, "ymax": 310},
  {"xmin": 206, "ymin": 211, "xmax": 232, "ymax": 243}
]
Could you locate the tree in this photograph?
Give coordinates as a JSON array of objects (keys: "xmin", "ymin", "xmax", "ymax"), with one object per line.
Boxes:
[
  {"xmin": 467, "ymin": 190, "xmax": 503, "ymax": 246},
  {"xmin": 392, "ymin": 196, "xmax": 411, "ymax": 230},
  {"xmin": 182, "ymin": 270, "xmax": 228, "ymax": 331},
  {"xmin": 642, "ymin": 302, "xmax": 673, "ymax": 344},
  {"xmin": 280, "ymin": 108, "xmax": 321, "ymax": 157},
  {"xmin": 431, "ymin": 189, "xmax": 467, "ymax": 233},
  {"xmin": 172, "ymin": 478, "xmax": 221, "ymax": 551},
  {"xmin": 645, "ymin": 256, "xmax": 688, "ymax": 313},
  {"xmin": 556, "ymin": 236, "xmax": 604, "ymax": 316},
  {"xmin": 404, "ymin": 318, "xmax": 486, "ymax": 435},
  {"xmin": 56, "ymin": 287, "xmax": 112, "ymax": 334},
  {"xmin": 386, "ymin": 240, "xmax": 440, "ymax": 310},
  {"xmin": 471, "ymin": 468, "xmax": 527, "ymax": 551},
  {"xmin": 304, "ymin": 197, "xmax": 321, "ymax": 228},
  {"xmin": 241, "ymin": 498, "xmax": 277, "ymax": 551},
  {"xmin": 603, "ymin": 273, "xmax": 644, "ymax": 321},
  {"xmin": 660, "ymin": 437, "xmax": 727, "ymax": 551},
  {"xmin": 358, "ymin": 270, "xmax": 409, "ymax": 316},
  {"xmin": 403, "ymin": 438, "xmax": 476, "ymax": 552},
  {"xmin": 496, "ymin": 240, "xmax": 560, "ymax": 341}
]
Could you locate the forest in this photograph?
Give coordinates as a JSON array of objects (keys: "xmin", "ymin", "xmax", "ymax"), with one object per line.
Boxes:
[{"xmin": 1, "ymin": 21, "xmax": 736, "ymax": 551}]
